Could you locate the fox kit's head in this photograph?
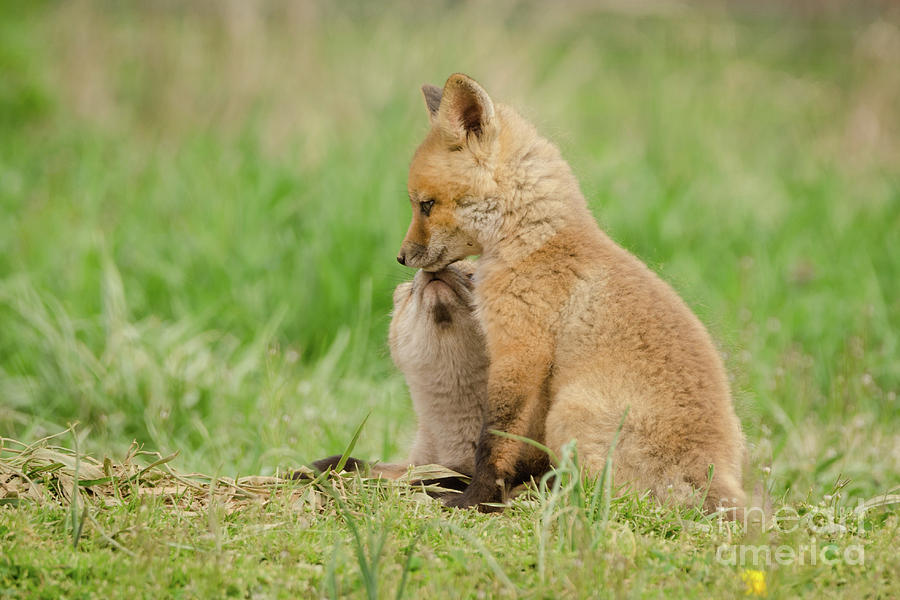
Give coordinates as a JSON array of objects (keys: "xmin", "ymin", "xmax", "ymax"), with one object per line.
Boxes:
[
  {"xmin": 397, "ymin": 73, "xmax": 502, "ymax": 272},
  {"xmin": 388, "ymin": 260, "xmax": 486, "ymax": 373}
]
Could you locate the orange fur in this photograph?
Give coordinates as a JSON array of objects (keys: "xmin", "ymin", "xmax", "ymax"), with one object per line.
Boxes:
[{"xmin": 399, "ymin": 74, "xmax": 745, "ymax": 516}]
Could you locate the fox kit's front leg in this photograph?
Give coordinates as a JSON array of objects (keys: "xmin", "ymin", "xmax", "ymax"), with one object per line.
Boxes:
[{"xmin": 445, "ymin": 323, "xmax": 552, "ymax": 510}]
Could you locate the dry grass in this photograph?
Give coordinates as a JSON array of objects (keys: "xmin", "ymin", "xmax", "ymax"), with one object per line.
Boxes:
[
  {"xmin": 0, "ymin": 426, "xmax": 464, "ymax": 515},
  {"xmin": 1, "ymin": 428, "xmax": 296, "ymax": 513}
]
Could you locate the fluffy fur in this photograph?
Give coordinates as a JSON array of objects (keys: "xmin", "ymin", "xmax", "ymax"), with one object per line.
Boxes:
[
  {"xmin": 388, "ymin": 260, "xmax": 486, "ymax": 476},
  {"xmin": 312, "ymin": 260, "xmax": 548, "ymax": 496},
  {"xmin": 398, "ymin": 73, "xmax": 746, "ymax": 516}
]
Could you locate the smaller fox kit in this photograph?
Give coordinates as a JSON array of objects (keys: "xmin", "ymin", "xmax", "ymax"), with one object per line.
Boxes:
[
  {"xmin": 388, "ymin": 260, "xmax": 485, "ymax": 476},
  {"xmin": 397, "ymin": 74, "xmax": 746, "ymax": 516},
  {"xmin": 313, "ymin": 261, "xmax": 548, "ymax": 489}
]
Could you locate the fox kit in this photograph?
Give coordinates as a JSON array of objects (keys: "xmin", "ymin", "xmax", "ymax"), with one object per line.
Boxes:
[
  {"xmin": 313, "ymin": 261, "xmax": 547, "ymax": 489},
  {"xmin": 397, "ymin": 73, "xmax": 746, "ymax": 515},
  {"xmin": 388, "ymin": 260, "xmax": 486, "ymax": 477}
]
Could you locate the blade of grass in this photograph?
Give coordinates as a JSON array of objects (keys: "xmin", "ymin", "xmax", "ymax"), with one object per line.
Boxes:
[
  {"xmin": 595, "ymin": 406, "xmax": 629, "ymax": 526},
  {"xmin": 325, "ymin": 537, "xmax": 341, "ymax": 600},
  {"xmin": 334, "ymin": 412, "xmax": 371, "ymax": 474},
  {"xmin": 489, "ymin": 429, "xmax": 559, "ymax": 465},
  {"xmin": 69, "ymin": 425, "xmax": 84, "ymax": 550},
  {"xmin": 318, "ymin": 476, "xmax": 377, "ymax": 600},
  {"xmin": 305, "ymin": 411, "xmax": 373, "ymax": 490},
  {"xmin": 437, "ymin": 521, "xmax": 516, "ymax": 594},
  {"xmin": 125, "ymin": 451, "xmax": 180, "ymax": 483},
  {"xmin": 84, "ymin": 510, "xmax": 136, "ymax": 557},
  {"xmin": 395, "ymin": 528, "xmax": 424, "ymax": 600},
  {"xmin": 697, "ymin": 462, "xmax": 715, "ymax": 518}
]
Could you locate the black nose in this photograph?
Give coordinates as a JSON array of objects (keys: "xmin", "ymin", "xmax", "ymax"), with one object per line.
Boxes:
[{"xmin": 397, "ymin": 255, "xmax": 406, "ymax": 266}]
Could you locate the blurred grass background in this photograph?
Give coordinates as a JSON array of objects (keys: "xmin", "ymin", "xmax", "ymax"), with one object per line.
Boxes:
[{"xmin": 1, "ymin": 0, "xmax": 897, "ymax": 500}]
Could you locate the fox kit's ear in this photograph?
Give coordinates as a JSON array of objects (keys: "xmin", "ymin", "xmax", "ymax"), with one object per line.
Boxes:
[
  {"xmin": 436, "ymin": 73, "xmax": 495, "ymax": 141},
  {"xmin": 422, "ymin": 84, "xmax": 442, "ymax": 122}
]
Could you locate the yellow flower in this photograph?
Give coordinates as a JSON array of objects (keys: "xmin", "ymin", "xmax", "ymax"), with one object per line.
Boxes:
[{"xmin": 741, "ymin": 569, "xmax": 767, "ymax": 596}]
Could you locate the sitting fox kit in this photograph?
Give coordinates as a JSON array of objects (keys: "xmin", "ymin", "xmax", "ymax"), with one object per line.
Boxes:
[
  {"xmin": 388, "ymin": 261, "xmax": 486, "ymax": 477},
  {"xmin": 314, "ymin": 260, "xmax": 548, "ymax": 491},
  {"xmin": 396, "ymin": 73, "xmax": 745, "ymax": 514}
]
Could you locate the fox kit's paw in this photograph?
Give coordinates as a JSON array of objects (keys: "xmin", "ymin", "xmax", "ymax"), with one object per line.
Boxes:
[
  {"xmin": 309, "ymin": 454, "xmax": 368, "ymax": 475},
  {"xmin": 442, "ymin": 491, "xmax": 477, "ymax": 509},
  {"xmin": 443, "ymin": 482, "xmax": 503, "ymax": 512},
  {"xmin": 286, "ymin": 456, "xmax": 359, "ymax": 481}
]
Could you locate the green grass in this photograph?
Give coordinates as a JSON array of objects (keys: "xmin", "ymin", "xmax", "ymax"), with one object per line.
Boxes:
[{"xmin": 1, "ymin": 1, "xmax": 898, "ymax": 597}]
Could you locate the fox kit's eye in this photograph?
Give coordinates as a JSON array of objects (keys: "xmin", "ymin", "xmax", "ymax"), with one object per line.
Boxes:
[{"xmin": 420, "ymin": 199, "xmax": 435, "ymax": 217}]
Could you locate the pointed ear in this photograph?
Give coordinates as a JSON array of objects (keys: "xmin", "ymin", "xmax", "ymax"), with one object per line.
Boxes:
[
  {"xmin": 422, "ymin": 84, "xmax": 442, "ymax": 122},
  {"xmin": 437, "ymin": 73, "xmax": 495, "ymax": 139}
]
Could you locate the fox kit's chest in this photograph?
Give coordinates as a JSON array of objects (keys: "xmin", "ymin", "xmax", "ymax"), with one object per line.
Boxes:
[{"xmin": 473, "ymin": 233, "xmax": 600, "ymax": 337}]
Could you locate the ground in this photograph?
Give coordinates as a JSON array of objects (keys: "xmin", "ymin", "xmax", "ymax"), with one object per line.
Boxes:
[{"xmin": 0, "ymin": 1, "xmax": 898, "ymax": 598}]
